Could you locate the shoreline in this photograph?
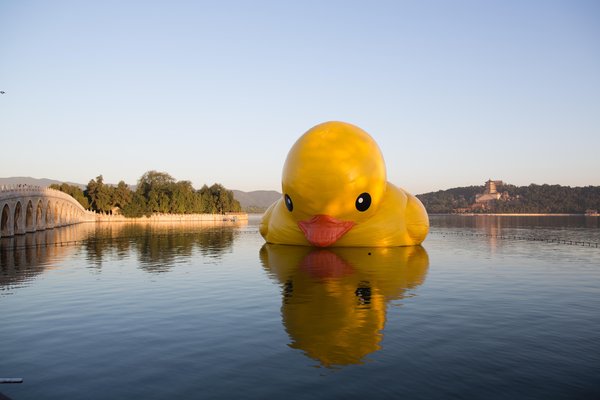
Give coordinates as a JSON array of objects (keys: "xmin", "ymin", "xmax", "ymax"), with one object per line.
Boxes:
[
  {"xmin": 430, "ymin": 213, "xmax": 599, "ymax": 217},
  {"xmin": 92, "ymin": 212, "xmax": 248, "ymax": 223}
]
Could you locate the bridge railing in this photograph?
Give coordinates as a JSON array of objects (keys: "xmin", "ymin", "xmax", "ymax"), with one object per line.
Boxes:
[
  {"xmin": 1, "ymin": 185, "xmax": 98, "ymax": 237},
  {"xmin": 0, "ymin": 184, "xmax": 44, "ymax": 192},
  {"xmin": 0, "ymin": 186, "xmax": 90, "ymax": 212}
]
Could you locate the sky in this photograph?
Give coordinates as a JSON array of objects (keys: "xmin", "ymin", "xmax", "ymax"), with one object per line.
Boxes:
[{"xmin": 1, "ymin": 0, "xmax": 599, "ymax": 194}]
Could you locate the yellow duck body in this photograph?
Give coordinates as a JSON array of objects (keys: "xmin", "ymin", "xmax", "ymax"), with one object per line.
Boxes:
[{"xmin": 260, "ymin": 121, "xmax": 429, "ymax": 247}]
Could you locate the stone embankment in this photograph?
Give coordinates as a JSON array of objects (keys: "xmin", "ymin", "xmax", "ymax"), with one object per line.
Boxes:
[{"xmin": 93, "ymin": 212, "xmax": 248, "ymax": 223}]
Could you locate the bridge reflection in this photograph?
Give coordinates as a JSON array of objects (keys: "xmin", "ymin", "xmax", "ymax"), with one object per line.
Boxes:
[{"xmin": 0, "ymin": 223, "xmax": 96, "ymax": 289}]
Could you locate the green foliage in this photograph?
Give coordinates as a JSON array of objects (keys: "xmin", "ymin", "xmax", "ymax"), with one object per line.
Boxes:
[
  {"xmin": 417, "ymin": 183, "xmax": 600, "ymax": 214},
  {"xmin": 113, "ymin": 181, "xmax": 133, "ymax": 209},
  {"xmin": 491, "ymin": 184, "xmax": 600, "ymax": 213},
  {"xmin": 49, "ymin": 183, "xmax": 90, "ymax": 209},
  {"xmin": 416, "ymin": 186, "xmax": 483, "ymax": 213},
  {"xmin": 124, "ymin": 171, "xmax": 240, "ymax": 217},
  {"xmin": 198, "ymin": 183, "xmax": 242, "ymax": 214},
  {"xmin": 85, "ymin": 175, "xmax": 113, "ymax": 213},
  {"xmin": 56, "ymin": 171, "xmax": 243, "ymax": 216},
  {"xmin": 121, "ymin": 192, "xmax": 148, "ymax": 218}
]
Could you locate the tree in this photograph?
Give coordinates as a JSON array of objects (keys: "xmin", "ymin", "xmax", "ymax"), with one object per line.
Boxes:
[
  {"xmin": 121, "ymin": 192, "xmax": 149, "ymax": 217},
  {"xmin": 85, "ymin": 175, "xmax": 112, "ymax": 213},
  {"xmin": 198, "ymin": 183, "xmax": 242, "ymax": 214},
  {"xmin": 112, "ymin": 181, "xmax": 133, "ymax": 209},
  {"xmin": 82, "ymin": 171, "xmax": 244, "ymax": 216},
  {"xmin": 170, "ymin": 180, "xmax": 197, "ymax": 214},
  {"xmin": 136, "ymin": 171, "xmax": 176, "ymax": 213}
]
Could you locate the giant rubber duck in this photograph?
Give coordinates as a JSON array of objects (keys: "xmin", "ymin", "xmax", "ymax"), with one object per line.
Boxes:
[
  {"xmin": 260, "ymin": 244, "xmax": 429, "ymax": 367},
  {"xmin": 260, "ymin": 121, "xmax": 429, "ymax": 247}
]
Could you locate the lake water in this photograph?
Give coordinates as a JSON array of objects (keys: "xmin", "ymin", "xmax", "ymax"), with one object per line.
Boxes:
[{"xmin": 1, "ymin": 215, "xmax": 599, "ymax": 399}]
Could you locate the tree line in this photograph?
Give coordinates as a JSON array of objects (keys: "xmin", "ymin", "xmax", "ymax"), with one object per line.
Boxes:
[
  {"xmin": 50, "ymin": 170, "xmax": 242, "ymax": 217},
  {"xmin": 417, "ymin": 183, "xmax": 600, "ymax": 214}
]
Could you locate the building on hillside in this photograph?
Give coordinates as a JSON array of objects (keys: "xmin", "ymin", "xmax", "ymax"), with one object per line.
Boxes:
[
  {"xmin": 475, "ymin": 179, "xmax": 502, "ymax": 203},
  {"xmin": 471, "ymin": 179, "xmax": 510, "ymax": 211}
]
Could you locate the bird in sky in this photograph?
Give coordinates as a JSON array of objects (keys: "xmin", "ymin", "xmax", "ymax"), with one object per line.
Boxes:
[{"xmin": 0, "ymin": 91, "xmax": 5, "ymax": 94}]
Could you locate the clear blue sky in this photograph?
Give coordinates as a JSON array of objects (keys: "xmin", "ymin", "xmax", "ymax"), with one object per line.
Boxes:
[{"xmin": 1, "ymin": 0, "xmax": 598, "ymax": 194}]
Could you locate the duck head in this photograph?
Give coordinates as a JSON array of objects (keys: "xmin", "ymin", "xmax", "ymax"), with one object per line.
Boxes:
[{"xmin": 282, "ymin": 121, "xmax": 387, "ymax": 247}]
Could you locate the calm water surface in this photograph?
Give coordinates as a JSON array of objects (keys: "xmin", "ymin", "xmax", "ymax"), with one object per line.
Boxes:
[{"xmin": 1, "ymin": 215, "xmax": 599, "ymax": 399}]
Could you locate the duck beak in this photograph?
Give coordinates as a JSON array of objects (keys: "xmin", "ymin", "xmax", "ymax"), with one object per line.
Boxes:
[{"xmin": 298, "ymin": 215, "xmax": 354, "ymax": 247}]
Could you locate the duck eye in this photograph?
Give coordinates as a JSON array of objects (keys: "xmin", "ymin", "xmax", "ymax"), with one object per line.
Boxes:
[
  {"xmin": 355, "ymin": 192, "xmax": 371, "ymax": 212},
  {"xmin": 284, "ymin": 194, "xmax": 293, "ymax": 212}
]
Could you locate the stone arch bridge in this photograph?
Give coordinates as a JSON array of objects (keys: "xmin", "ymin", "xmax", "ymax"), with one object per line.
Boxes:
[{"xmin": 0, "ymin": 186, "xmax": 95, "ymax": 238}]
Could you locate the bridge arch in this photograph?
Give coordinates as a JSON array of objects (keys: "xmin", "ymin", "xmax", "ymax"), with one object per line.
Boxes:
[
  {"xmin": 46, "ymin": 200, "xmax": 53, "ymax": 228},
  {"xmin": 26, "ymin": 200, "xmax": 34, "ymax": 232},
  {"xmin": 60, "ymin": 203, "xmax": 66, "ymax": 226},
  {"xmin": 36, "ymin": 200, "xmax": 44, "ymax": 230},
  {"xmin": 1, "ymin": 204, "xmax": 9, "ymax": 237},
  {"xmin": 14, "ymin": 201, "xmax": 22, "ymax": 235}
]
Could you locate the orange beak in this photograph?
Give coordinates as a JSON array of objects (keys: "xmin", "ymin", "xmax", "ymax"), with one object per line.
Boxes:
[{"xmin": 298, "ymin": 215, "xmax": 354, "ymax": 247}]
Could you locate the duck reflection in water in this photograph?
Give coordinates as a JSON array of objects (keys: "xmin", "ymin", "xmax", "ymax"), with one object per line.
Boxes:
[{"xmin": 260, "ymin": 244, "xmax": 429, "ymax": 367}]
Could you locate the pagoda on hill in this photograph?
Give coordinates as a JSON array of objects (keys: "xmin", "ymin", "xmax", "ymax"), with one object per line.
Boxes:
[
  {"xmin": 470, "ymin": 179, "xmax": 510, "ymax": 211},
  {"xmin": 475, "ymin": 179, "xmax": 502, "ymax": 203}
]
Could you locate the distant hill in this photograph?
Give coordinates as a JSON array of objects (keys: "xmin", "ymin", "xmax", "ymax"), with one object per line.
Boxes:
[
  {"xmin": 417, "ymin": 183, "xmax": 600, "ymax": 214},
  {"xmin": 232, "ymin": 190, "xmax": 281, "ymax": 213},
  {"xmin": 0, "ymin": 176, "xmax": 86, "ymax": 189}
]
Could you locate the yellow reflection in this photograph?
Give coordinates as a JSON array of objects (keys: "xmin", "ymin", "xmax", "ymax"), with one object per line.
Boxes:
[{"xmin": 260, "ymin": 244, "xmax": 429, "ymax": 367}]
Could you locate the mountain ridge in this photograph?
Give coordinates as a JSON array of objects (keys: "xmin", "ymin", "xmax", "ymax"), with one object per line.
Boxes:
[{"xmin": 231, "ymin": 190, "xmax": 280, "ymax": 212}]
